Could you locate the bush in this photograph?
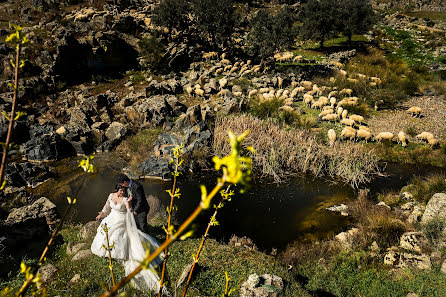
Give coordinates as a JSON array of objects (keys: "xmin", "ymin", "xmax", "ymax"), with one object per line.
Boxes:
[
  {"xmin": 422, "ymin": 217, "xmax": 445, "ymax": 246},
  {"xmin": 138, "ymin": 35, "xmax": 166, "ymax": 72},
  {"xmin": 248, "ymin": 97, "xmax": 284, "ymax": 119},
  {"xmin": 402, "ymin": 174, "xmax": 446, "ymax": 204}
]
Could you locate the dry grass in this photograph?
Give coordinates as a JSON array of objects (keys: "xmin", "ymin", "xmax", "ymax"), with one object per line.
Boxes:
[{"xmin": 213, "ymin": 114, "xmax": 381, "ymax": 187}]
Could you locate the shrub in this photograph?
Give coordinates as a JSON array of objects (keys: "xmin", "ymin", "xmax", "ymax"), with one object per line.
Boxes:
[
  {"xmin": 402, "ymin": 174, "xmax": 446, "ymax": 204},
  {"xmin": 422, "ymin": 217, "xmax": 445, "ymax": 246},
  {"xmin": 138, "ymin": 35, "xmax": 166, "ymax": 72},
  {"xmin": 248, "ymin": 97, "xmax": 284, "ymax": 119}
]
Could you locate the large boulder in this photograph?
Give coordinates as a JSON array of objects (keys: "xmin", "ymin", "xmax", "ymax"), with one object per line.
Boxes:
[
  {"xmin": 384, "ymin": 250, "xmax": 432, "ymax": 270},
  {"xmin": 240, "ymin": 273, "xmax": 284, "ymax": 297},
  {"xmin": 400, "ymin": 232, "xmax": 428, "ymax": 254},
  {"xmin": 2, "ymin": 197, "xmax": 59, "ymax": 247},
  {"xmin": 137, "ymin": 157, "xmax": 172, "ymax": 180},
  {"xmin": 4, "ymin": 162, "xmax": 53, "ymax": 189},
  {"xmin": 79, "ymin": 221, "xmax": 100, "ymax": 240},
  {"xmin": 105, "ymin": 122, "xmax": 128, "ymax": 147},
  {"xmin": 421, "ymin": 193, "xmax": 446, "ymax": 225},
  {"xmin": 38, "ymin": 264, "xmax": 58, "ymax": 283}
]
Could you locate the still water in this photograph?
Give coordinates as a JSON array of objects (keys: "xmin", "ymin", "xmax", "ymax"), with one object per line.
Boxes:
[{"xmin": 33, "ymin": 153, "xmax": 443, "ymax": 251}]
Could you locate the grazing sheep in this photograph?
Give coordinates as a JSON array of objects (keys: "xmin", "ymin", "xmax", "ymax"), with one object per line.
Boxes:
[
  {"xmin": 347, "ymin": 78, "xmax": 359, "ymax": 83},
  {"xmin": 219, "ymin": 78, "xmax": 228, "ymax": 89},
  {"xmin": 333, "ymin": 61, "xmax": 343, "ymax": 68},
  {"xmin": 293, "ymin": 55, "xmax": 303, "ymax": 62},
  {"xmin": 341, "ymin": 127, "xmax": 356, "ymax": 140},
  {"xmin": 342, "ymin": 109, "xmax": 348, "ymax": 119},
  {"xmin": 259, "ymin": 87, "xmax": 269, "ymax": 94},
  {"xmin": 339, "ymin": 69, "xmax": 347, "ymax": 76},
  {"xmin": 323, "ymin": 105, "xmax": 334, "ymax": 111},
  {"xmin": 221, "ymin": 58, "xmax": 230, "ymax": 65},
  {"xmin": 357, "ymin": 73, "xmax": 367, "ymax": 79},
  {"xmin": 215, "ymin": 68, "xmax": 223, "ymax": 75},
  {"xmin": 397, "ymin": 131, "xmax": 408, "ymax": 147},
  {"xmin": 330, "ymin": 97, "xmax": 336, "ymax": 107},
  {"xmin": 319, "ymin": 109, "xmax": 334, "ymax": 117},
  {"xmin": 341, "ymin": 118, "xmax": 355, "ymax": 127},
  {"xmin": 202, "ymin": 51, "xmax": 218, "ymax": 61},
  {"xmin": 284, "ymin": 98, "xmax": 294, "ymax": 106},
  {"xmin": 357, "ymin": 129, "xmax": 372, "ymax": 142},
  {"xmin": 349, "ymin": 114, "xmax": 364, "ymax": 124},
  {"xmin": 339, "ymin": 88, "xmax": 353, "ymax": 96},
  {"xmin": 428, "ymin": 138, "xmax": 439, "ymax": 148},
  {"xmin": 229, "ymin": 66, "xmax": 238, "ymax": 74},
  {"xmin": 241, "ymin": 69, "xmax": 252, "ymax": 77},
  {"xmin": 224, "ymin": 64, "xmax": 232, "ymax": 72},
  {"xmin": 279, "ymin": 105, "xmax": 294, "ymax": 112},
  {"xmin": 233, "ymin": 91, "xmax": 243, "ymax": 97},
  {"xmin": 416, "ymin": 132, "xmax": 434, "ymax": 142},
  {"xmin": 337, "ymin": 107, "xmax": 343, "ymax": 116},
  {"xmin": 370, "ymin": 77, "xmax": 382, "ymax": 85},
  {"xmin": 407, "ymin": 106, "xmax": 422, "ymax": 118},
  {"xmin": 375, "ymin": 132, "xmax": 394, "ymax": 142},
  {"xmin": 301, "ymin": 81, "xmax": 312, "ymax": 91},
  {"xmin": 234, "ymin": 61, "xmax": 240, "ymax": 67},
  {"xmin": 252, "ymin": 65, "xmax": 261, "ymax": 72},
  {"xmin": 369, "ymin": 82, "xmax": 377, "ymax": 87},
  {"xmin": 322, "ymin": 113, "xmax": 338, "ymax": 122},
  {"xmin": 329, "ymin": 77, "xmax": 336, "ymax": 83},
  {"xmin": 283, "ymin": 90, "xmax": 290, "ymax": 97},
  {"xmin": 246, "ymin": 60, "xmax": 251, "ymax": 65},
  {"xmin": 328, "ymin": 90, "xmax": 338, "ymax": 98},
  {"xmin": 358, "ymin": 126, "xmax": 371, "ymax": 132},
  {"xmin": 328, "ymin": 129, "xmax": 336, "ymax": 146},
  {"xmin": 221, "ymin": 53, "xmax": 227, "ymax": 60},
  {"xmin": 278, "ymin": 77, "xmax": 283, "ymax": 88},
  {"xmin": 248, "ymin": 89, "xmax": 258, "ymax": 98},
  {"xmin": 276, "ymin": 89, "xmax": 284, "ymax": 98},
  {"xmin": 218, "ymin": 89, "xmax": 231, "ymax": 97}
]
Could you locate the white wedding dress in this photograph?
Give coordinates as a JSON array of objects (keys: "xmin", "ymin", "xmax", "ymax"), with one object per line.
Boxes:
[{"xmin": 91, "ymin": 194, "xmax": 164, "ymax": 293}]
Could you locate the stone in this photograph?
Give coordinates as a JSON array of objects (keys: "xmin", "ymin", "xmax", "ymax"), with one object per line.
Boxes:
[
  {"xmin": 335, "ymin": 228, "xmax": 359, "ymax": 250},
  {"xmin": 79, "ymin": 221, "xmax": 100, "ymax": 240},
  {"xmin": 430, "ymin": 251, "xmax": 443, "ymax": 265},
  {"xmin": 38, "ymin": 264, "xmax": 58, "ymax": 283},
  {"xmin": 66, "ymin": 242, "xmax": 87, "ymax": 256},
  {"xmin": 384, "ymin": 250, "xmax": 399, "ymax": 266},
  {"xmin": 240, "ymin": 274, "xmax": 283, "ymax": 297},
  {"xmin": 408, "ymin": 206, "xmax": 424, "ymax": 224},
  {"xmin": 56, "ymin": 126, "xmax": 67, "ymax": 135},
  {"xmin": 398, "ymin": 253, "xmax": 432, "ymax": 270},
  {"xmin": 68, "ymin": 274, "xmax": 81, "ymax": 285},
  {"xmin": 441, "ymin": 260, "xmax": 446, "ymax": 274},
  {"xmin": 138, "ymin": 157, "xmax": 172, "ymax": 180},
  {"xmin": 400, "ymin": 192, "xmax": 414, "ymax": 200},
  {"xmin": 326, "ymin": 204, "xmax": 348, "ymax": 213},
  {"xmin": 400, "ymin": 232, "xmax": 428, "ymax": 253},
  {"xmin": 105, "ymin": 122, "xmax": 128, "ymax": 146},
  {"xmin": 72, "ymin": 250, "xmax": 92, "ymax": 261},
  {"xmin": 186, "ymin": 105, "xmax": 202, "ymax": 126},
  {"xmin": 421, "ymin": 193, "xmax": 446, "ymax": 225},
  {"xmin": 377, "ymin": 201, "xmax": 391, "ymax": 209}
]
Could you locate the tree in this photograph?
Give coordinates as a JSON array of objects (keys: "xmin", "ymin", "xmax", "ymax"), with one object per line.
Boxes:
[
  {"xmin": 339, "ymin": 0, "xmax": 376, "ymax": 46},
  {"xmin": 152, "ymin": 0, "xmax": 190, "ymax": 39},
  {"xmin": 247, "ymin": 7, "xmax": 298, "ymax": 62},
  {"xmin": 301, "ymin": 0, "xmax": 340, "ymax": 49},
  {"xmin": 191, "ymin": 0, "xmax": 238, "ymax": 48}
]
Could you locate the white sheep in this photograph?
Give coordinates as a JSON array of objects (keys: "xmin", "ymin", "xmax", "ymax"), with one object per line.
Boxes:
[
  {"xmin": 341, "ymin": 118, "xmax": 355, "ymax": 126},
  {"xmin": 233, "ymin": 91, "xmax": 243, "ymax": 97},
  {"xmin": 358, "ymin": 126, "xmax": 371, "ymax": 132},
  {"xmin": 415, "ymin": 132, "xmax": 434, "ymax": 142},
  {"xmin": 407, "ymin": 106, "xmax": 422, "ymax": 118},
  {"xmin": 248, "ymin": 89, "xmax": 258, "ymax": 98},
  {"xmin": 339, "ymin": 69, "xmax": 347, "ymax": 76},
  {"xmin": 375, "ymin": 132, "xmax": 394, "ymax": 142},
  {"xmin": 221, "ymin": 58, "xmax": 230, "ymax": 65},
  {"xmin": 330, "ymin": 97, "xmax": 336, "ymax": 107},
  {"xmin": 301, "ymin": 81, "xmax": 312, "ymax": 91},
  {"xmin": 328, "ymin": 90, "xmax": 338, "ymax": 98},
  {"xmin": 341, "ymin": 127, "xmax": 356, "ymax": 140},
  {"xmin": 397, "ymin": 131, "xmax": 408, "ymax": 147},
  {"xmin": 341, "ymin": 109, "xmax": 348, "ymax": 119},
  {"xmin": 349, "ymin": 114, "xmax": 364, "ymax": 124},
  {"xmin": 337, "ymin": 107, "xmax": 343, "ymax": 116},
  {"xmin": 279, "ymin": 105, "xmax": 294, "ymax": 112},
  {"xmin": 428, "ymin": 138, "xmax": 439, "ymax": 148},
  {"xmin": 322, "ymin": 113, "xmax": 338, "ymax": 122},
  {"xmin": 357, "ymin": 129, "xmax": 372, "ymax": 142},
  {"xmin": 195, "ymin": 88, "xmax": 205, "ymax": 97},
  {"xmin": 224, "ymin": 64, "xmax": 232, "ymax": 72},
  {"xmin": 323, "ymin": 105, "xmax": 334, "ymax": 111},
  {"xmin": 328, "ymin": 129, "xmax": 336, "ymax": 146},
  {"xmin": 347, "ymin": 78, "xmax": 359, "ymax": 84},
  {"xmin": 339, "ymin": 88, "xmax": 353, "ymax": 96},
  {"xmin": 259, "ymin": 87, "xmax": 269, "ymax": 94},
  {"xmin": 278, "ymin": 77, "xmax": 283, "ymax": 88},
  {"xmin": 319, "ymin": 109, "xmax": 334, "ymax": 117},
  {"xmin": 215, "ymin": 68, "xmax": 223, "ymax": 75}
]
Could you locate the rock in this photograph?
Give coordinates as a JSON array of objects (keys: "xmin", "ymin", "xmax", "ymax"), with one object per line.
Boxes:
[
  {"xmin": 240, "ymin": 274, "xmax": 283, "ymax": 297},
  {"xmin": 68, "ymin": 274, "xmax": 81, "ymax": 285},
  {"xmin": 2, "ymin": 197, "xmax": 59, "ymax": 246},
  {"xmin": 384, "ymin": 250, "xmax": 399, "ymax": 266},
  {"xmin": 228, "ymin": 235, "xmax": 257, "ymax": 251},
  {"xmin": 335, "ymin": 228, "xmax": 359, "ymax": 250},
  {"xmin": 4, "ymin": 162, "xmax": 53, "ymax": 189},
  {"xmin": 421, "ymin": 193, "xmax": 446, "ymax": 225},
  {"xmin": 408, "ymin": 206, "xmax": 424, "ymax": 224},
  {"xmin": 430, "ymin": 251, "xmax": 443, "ymax": 265},
  {"xmin": 22, "ymin": 133, "xmax": 76, "ymax": 162},
  {"xmin": 176, "ymin": 262, "xmax": 193, "ymax": 289},
  {"xmin": 56, "ymin": 126, "xmax": 67, "ymax": 135},
  {"xmin": 326, "ymin": 204, "xmax": 348, "ymax": 213},
  {"xmin": 186, "ymin": 105, "xmax": 202, "ymax": 125},
  {"xmin": 153, "ymin": 133, "xmax": 182, "ymax": 157},
  {"xmin": 66, "ymin": 242, "xmax": 87, "ymax": 256},
  {"xmin": 377, "ymin": 201, "xmax": 391, "ymax": 209},
  {"xmin": 105, "ymin": 122, "xmax": 128, "ymax": 146},
  {"xmin": 38, "ymin": 264, "xmax": 58, "ymax": 283},
  {"xmin": 137, "ymin": 157, "xmax": 171, "ymax": 180},
  {"xmin": 72, "ymin": 250, "xmax": 92, "ymax": 261},
  {"xmin": 400, "ymin": 232, "xmax": 428, "ymax": 253},
  {"xmin": 400, "ymin": 192, "xmax": 414, "ymax": 200},
  {"xmin": 79, "ymin": 221, "xmax": 100, "ymax": 240},
  {"xmin": 441, "ymin": 260, "xmax": 446, "ymax": 274},
  {"xmin": 399, "ymin": 253, "xmax": 432, "ymax": 270}
]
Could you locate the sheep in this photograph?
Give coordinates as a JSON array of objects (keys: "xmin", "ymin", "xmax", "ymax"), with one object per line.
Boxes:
[
  {"xmin": 322, "ymin": 113, "xmax": 338, "ymax": 122},
  {"xmin": 278, "ymin": 77, "xmax": 283, "ymax": 88},
  {"xmin": 341, "ymin": 118, "xmax": 355, "ymax": 127},
  {"xmin": 282, "ymin": 90, "xmax": 290, "ymax": 97},
  {"xmin": 276, "ymin": 89, "xmax": 284, "ymax": 98},
  {"xmin": 328, "ymin": 90, "xmax": 338, "ymax": 98},
  {"xmin": 248, "ymin": 89, "xmax": 258, "ymax": 98},
  {"xmin": 330, "ymin": 97, "xmax": 336, "ymax": 107},
  {"xmin": 221, "ymin": 58, "xmax": 230, "ymax": 65},
  {"xmin": 186, "ymin": 85, "xmax": 194, "ymax": 95},
  {"xmin": 347, "ymin": 78, "xmax": 359, "ymax": 84},
  {"xmin": 195, "ymin": 88, "xmax": 205, "ymax": 97},
  {"xmin": 252, "ymin": 65, "xmax": 261, "ymax": 72},
  {"xmin": 356, "ymin": 129, "xmax": 372, "ymax": 142},
  {"xmin": 301, "ymin": 81, "xmax": 312, "ymax": 91},
  {"xmin": 284, "ymin": 98, "xmax": 294, "ymax": 106},
  {"xmin": 375, "ymin": 132, "xmax": 394, "ymax": 142},
  {"xmin": 323, "ymin": 105, "xmax": 334, "ymax": 111},
  {"xmin": 349, "ymin": 114, "xmax": 364, "ymax": 124},
  {"xmin": 358, "ymin": 126, "xmax": 371, "ymax": 132},
  {"xmin": 428, "ymin": 138, "xmax": 439, "ymax": 148},
  {"xmin": 234, "ymin": 61, "xmax": 240, "ymax": 67},
  {"xmin": 233, "ymin": 91, "xmax": 243, "ymax": 97},
  {"xmin": 293, "ymin": 55, "xmax": 303, "ymax": 62},
  {"xmin": 407, "ymin": 106, "xmax": 422, "ymax": 118},
  {"xmin": 370, "ymin": 77, "xmax": 382, "ymax": 85},
  {"xmin": 224, "ymin": 65, "xmax": 232, "ymax": 72},
  {"xmin": 240, "ymin": 69, "xmax": 252, "ymax": 77},
  {"xmin": 215, "ymin": 68, "xmax": 224, "ymax": 75},
  {"xmin": 339, "ymin": 88, "xmax": 353, "ymax": 96},
  {"xmin": 339, "ymin": 69, "xmax": 347, "ymax": 76},
  {"xmin": 329, "ymin": 77, "xmax": 336, "ymax": 83},
  {"xmin": 202, "ymin": 51, "xmax": 218, "ymax": 61},
  {"xmin": 397, "ymin": 131, "xmax": 408, "ymax": 147},
  {"xmin": 341, "ymin": 109, "xmax": 348, "ymax": 119},
  {"xmin": 337, "ymin": 107, "xmax": 343, "ymax": 116},
  {"xmin": 246, "ymin": 60, "xmax": 251, "ymax": 65},
  {"xmin": 259, "ymin": 87, "xmax": 269, "ymax": 94},
  {"xmin": 221, "ymin": 53, "xmax": 227, "ymax": 60},
  {"xmin": 341, "ymin": 127, "xmax": 356, "ymax": 140},
  {"xmin": 219, "ymin": 78, "xmax": 228, "ymax": 89},
  {"xmin": 218, "ymin": 89, "xmax": 231, "ymax": 97},
  {"xmin": 357, "ymin": 73, "xmax": 367, "ymax": 79},
  {"xmin": 311, "ymin": 100, "xmax": 325, "ymax": 109},
  {"xmin": 328, "ymin": 129, "xmax": 336, "ymax": 146},
  {"xmin": 333, "ymin": 61, "xmax": 343, "ymax": 68},
  {"xmin": 228, "ymin": 66, "xmax": 238, "ymax": 74},
  {"xmin": 279, "ymin": 105, "xmax": 294, "ymax": 112},
  {"xmin": 369, "ymin": 82, "xmax": 377, "ymax": 87},
  {"xmin": 416, "ymin": 132, "xmax": 434, "ymax": 142},
  {"xmin": 319, "ymin": 109, "xmax": 334, "ymax": 117}
]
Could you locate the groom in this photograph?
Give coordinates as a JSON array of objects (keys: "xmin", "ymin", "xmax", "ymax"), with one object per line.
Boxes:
[{"xmin": 117, "ymin": 174, "xmax": 150, "ymax": 233}]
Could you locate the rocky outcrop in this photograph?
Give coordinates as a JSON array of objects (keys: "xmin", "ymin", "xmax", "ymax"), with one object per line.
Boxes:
[
  {"xmin": 400, "ymin": 232, "xmax": 428, "ymax": 253},
  {"xmin": 421, "ymin": 193, "xmax": 446, "ymax": 225},
  {"xmin": 79, "ymin": 221, "xmax": 100, "ymax": 240},
  {"xmin": 240, "ymin": 274, "xmax": 284, "ymax": 297},
  {"xmin": 384, "ymin": 250, "xmax": 432, "ymax": 270},
  {"xmin": 1, "ymin": 197, "xmax": 59, "ymax": 247}
]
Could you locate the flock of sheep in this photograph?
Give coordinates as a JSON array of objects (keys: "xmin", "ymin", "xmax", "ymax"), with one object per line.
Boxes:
[{"xmin": 192, "ymin": 52, "xmax": 441, "ymax": 149}]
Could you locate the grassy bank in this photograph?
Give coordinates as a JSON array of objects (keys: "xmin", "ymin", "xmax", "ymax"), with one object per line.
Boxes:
[{"xmin": 213, "ymin": 114, "xmax": 381, "ymax": 187}]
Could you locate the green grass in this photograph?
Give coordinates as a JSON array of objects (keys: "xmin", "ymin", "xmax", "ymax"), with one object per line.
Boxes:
[
  {"xmin": 401, "ymin": 174, "xmax": 446, "ymax": 204},
  {"xmin": 405, "ymin": 11, "xmax": 446, "ymax": 22}
]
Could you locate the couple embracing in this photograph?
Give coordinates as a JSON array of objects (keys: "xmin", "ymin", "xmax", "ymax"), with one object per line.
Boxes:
[{"xmin": 91, "ymin": 174, "xmax": 170, "ymax": 295}]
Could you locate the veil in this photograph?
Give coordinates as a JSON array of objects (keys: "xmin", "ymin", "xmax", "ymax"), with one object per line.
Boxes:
[{"xmin": 124, "ymin": 209, "xmax": 164, "ymax": 293}]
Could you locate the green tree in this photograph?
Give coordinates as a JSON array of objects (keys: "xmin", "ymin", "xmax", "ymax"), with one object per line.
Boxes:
[
  {"xmin": 191, "ymin": 0, "xmax": 238, "ymax": 48},
  {"xmin": 301, "ymin": 0, "xmax": 340, "ymax": 49},
  {"xmin": 339, "ymin": 0, "xmax": 376, "ymax": 46},
  {"xmin": 152, "ymin": 0, "xmax": 190, "ymax": 39},
  {"xmin": 247, "ymin": 7, "xmax": 297, "ymax": 62}
]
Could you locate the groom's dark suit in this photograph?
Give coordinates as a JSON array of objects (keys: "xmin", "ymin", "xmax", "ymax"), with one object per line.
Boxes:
[{"xmin": 128, "ymin": 179, "xmax": 150, "ymax": 233}]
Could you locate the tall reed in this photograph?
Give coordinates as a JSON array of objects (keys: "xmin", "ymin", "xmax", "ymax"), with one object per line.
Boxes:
[{"xmin": 213, "ymin": 114, "xmax": 381, "ymax": 187}]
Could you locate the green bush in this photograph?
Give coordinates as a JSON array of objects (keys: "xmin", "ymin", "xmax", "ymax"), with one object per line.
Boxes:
[{"xmin": 423, "ymin": 217, "xmax": 445, "ymax": 246}]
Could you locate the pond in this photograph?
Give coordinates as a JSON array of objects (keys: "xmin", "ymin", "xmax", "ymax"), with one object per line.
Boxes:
[{"xmin": 32, "ymin": 153, "xmax": 444, "ymax": 251}]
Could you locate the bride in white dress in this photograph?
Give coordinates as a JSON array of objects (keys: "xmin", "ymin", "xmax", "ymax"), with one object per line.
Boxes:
[{"xmin": 91, "ymin": 185, "xmax": 166, "ymax": 294}]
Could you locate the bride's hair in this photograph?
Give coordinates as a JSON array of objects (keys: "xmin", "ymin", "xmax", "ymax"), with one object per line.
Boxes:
[{"xmin": 114, "ymin": 184, "xmax": 127, "ymax": 192}]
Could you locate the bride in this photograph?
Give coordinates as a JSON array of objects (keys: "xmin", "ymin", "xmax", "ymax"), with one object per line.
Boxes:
[{"xmin": 91, "ymin": 184, "xmax": 167, "ymax": 294}]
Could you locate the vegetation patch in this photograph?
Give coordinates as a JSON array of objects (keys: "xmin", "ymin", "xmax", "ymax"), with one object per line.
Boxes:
[{"xmin": 401, "ymin": 174, "xmax": 446, "ymax": 204}]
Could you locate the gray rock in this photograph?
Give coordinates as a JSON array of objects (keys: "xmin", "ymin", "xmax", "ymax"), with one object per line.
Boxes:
[
  {"xmin": 398, "ymin": 253, "xmax": 432, "ymax": 270},
  {"xmin": 67, "ymin": 242, "xmax": 87, "ymax": 256},
  {"xmin": 400, "ymin": 232, "xmax": 428, "ymax": 253},
  {"xmin": 79, "ymin": 221, "xmax": 100, "ymax": 240},
  {"xmin": 335, "ymin": 228, "xmax": 359, "ymax": 250},
  {"xmin": 408, "ymin": 206, "xmax": 424, "ymax": 224},
  {"xmin": 138, "ymin": 157, "xmax": 171, "ymax": 180},
  {"xmin": 421, "ymin": 193, "xmax": 446, "ymax": 225},
  {"xmin": 72, "ymin": 250, "xmax": 92, "ymax": 261},
  {"xmin": 38, "ymin": 264, "xmax": 58, "ymax": 283},
  {"xmin": 240, "ymin": 274, "xmax": 283, "ymax": 297},
  {"xmin": 105, "ymin": 122, "xmax": 128, "ymax": 146}
]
